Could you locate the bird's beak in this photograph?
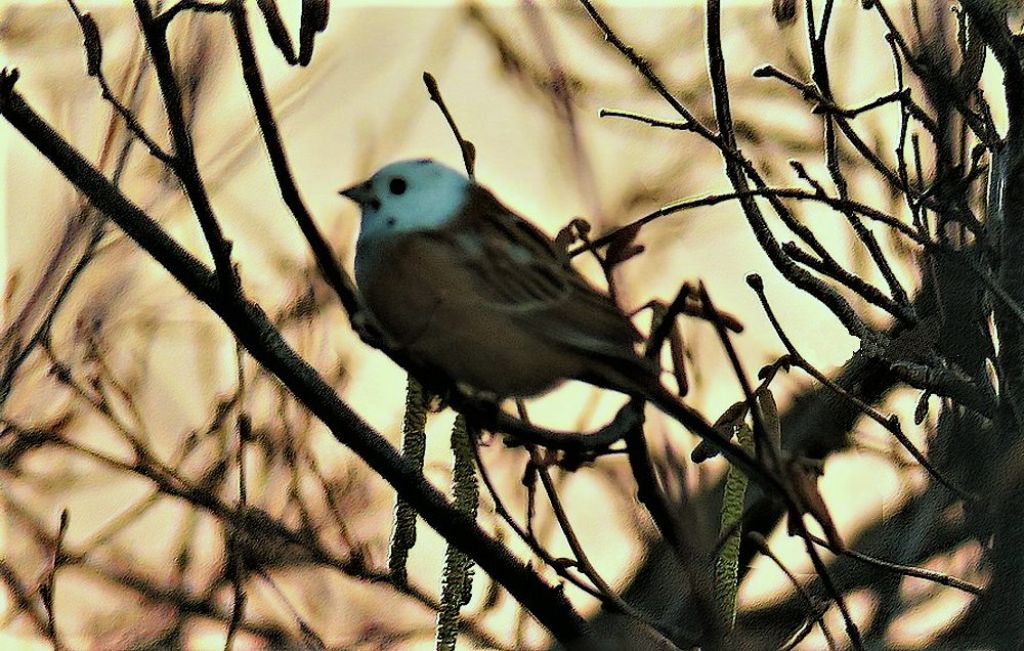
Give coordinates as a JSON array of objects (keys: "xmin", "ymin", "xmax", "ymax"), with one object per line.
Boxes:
[{"xmin": 339, "ymin": 180, "xmax": 374, "ymax": 205}]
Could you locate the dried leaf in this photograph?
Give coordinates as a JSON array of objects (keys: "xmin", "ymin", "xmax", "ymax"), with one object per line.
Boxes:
[
  {"xmin": 692, "ymin": 399, "xmax": 747, "ymax": 463},
  {"xmin": 786, "ymin": 456, "xmax": 845, "ymax": 551},
  {"xmin": 552, "ymin": 557, "xmax": 577, "ymax": 570},
  {"xmin": 521, "ymin": 459, "xmax": 538, "ymax": 489},
  {"xmin": 669, "ymin": 324, "xmax": 689, "ymax": 397},
  {"xmin": 756, "ymin": 388, "xmax": 781, "ymax": 453},
  {"xmin": 604, "ymin": 220, "xmax": 644, "ymax": 268},
  {"xmin": 554, "ymin": 217, "xmax": 592, "ymax": 253}
]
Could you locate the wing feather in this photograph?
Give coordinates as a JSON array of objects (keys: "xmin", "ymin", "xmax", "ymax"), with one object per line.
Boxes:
[{"xmin": 440, "ymin": 185, "xmax": 645, "ymax": 362}]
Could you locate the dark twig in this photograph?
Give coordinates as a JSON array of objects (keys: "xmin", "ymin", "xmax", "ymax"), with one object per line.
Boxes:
[
  {"xmin": 699, "ymin": 281, "xmax": 862, "ymax": 649},
  {"xmin": 580, "ymin": 0, "xmax": 869, "ymax": 337},
  {"xmin": 0, "ymin": 81, "xmax": 591, "ymax": 645},
  {"xmin": 253, "ymin": 0, "xmax": 297, "ymax": 64},
  {"xmin": 749, "ymin": 532, "xmax": 837, "ymax": 651},
  {"xmin": 155, "ymin": 0, "xmax": 229, "ymax": 26},
  {"xmin": 2, "ymin": 410, "xmax": 509, "ymax": 650},
  {"xmin": 0, "ymin": 485, "xmax": 299, "ymax": 646},
  {"xmin": 226, "ymin": 1, "xmax": 361, "ymax": 316},
  {"xmin": 1, "ymin": 24, "xmax": 150, "ymax": 410},
  {"xmin": 471, "ymin": 440, "xmax": 608, "ymax": 603},
  {"xmin": 713, "ymin": 2, "xmax": 870, "ymax": 340},
  {"xmin": 133, "ymin": 0, "xmax": 239, "ymax": 294},
  {"xmin": 0, "ymin": 222, "xmax": 103, "ymax": 409},
  {"xmin": 0, "ymin": 559, "xmax": 48, "ymax": 637},
  {"xmin": 530, "ymin": 446, "xmax": 639, "ymax": 617},
  {"xmin": 623, "ymin": 399, "xmax": 684, "ymax": 551},
  {"xmin": 578, "ymin": 182, "xmax": 1024, "ymax": 332},
  {"xmin": 423, "ymin": 72, "xmax": 477, "ymax": 178},
  {"xmin": 225, "ymin": 344, "xmax": 250, "ymax": 651},
  {"xmin": 802, "ymin": 2, "xmax": 912, "ymax": 312},
  {"xmin": 624, "ymin": 288, "xmax": 698, "ymax": 555},
  {"xmin": 879, "ymin": 1, "xmax": 998, "ymax": 147},
  {"xmin": 870, "ymin": 2, "xmax": 995, "ymax": 146},
  {"xmin": 805, "ymin": 533, "xmax": 983, "ymax": 596},
  {"xmin": 579, "ymin": 186, "xmax": 932, "ymax": 252},
  {"xmin": 813, "ymin": 88, "xmax": 908, "ymax": 118},
  {"xmin": 66, "ymin": 0, "xmax": 173, "ymax": 164},
  {"xmin": 747, "ymin": 273, "xmax": 974, "ymax": 502},
  {"xmin": 598, "ymin": 108, "xmax": 698, "ymax": 132},
  {"xmin": 752, "ymin": 62, "xmax": 983, "ymax": 231},
  {"xmin": 252, "ymin": 567, "xmax": 326, "ymax": 649},
  {"xmin": 40, "ymin": 509, "xmax": 69, "ymax": 651},
  {"xmin": 583, "ymin": 1, "xmax": 907, "ymax": 338}
]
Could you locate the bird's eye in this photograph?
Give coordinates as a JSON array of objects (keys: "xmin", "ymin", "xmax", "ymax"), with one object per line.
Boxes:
[{"xmin": 389, "ymin": 178, "xmax": 407, "ymax": 195}]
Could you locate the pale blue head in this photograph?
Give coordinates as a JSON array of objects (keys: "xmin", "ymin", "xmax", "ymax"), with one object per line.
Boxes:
[{"xmin": 339, "ymin": 159, "xmax": 471, "ymax": 243}]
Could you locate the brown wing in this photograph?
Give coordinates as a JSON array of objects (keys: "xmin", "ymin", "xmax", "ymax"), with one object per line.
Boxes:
[
  {"xmin": 440, "ymin": 184, "xmax": 645, "ymax": 362},
  {"xmin": 460, "ymin": 184, "xmax": 569, "ymax": 265}
]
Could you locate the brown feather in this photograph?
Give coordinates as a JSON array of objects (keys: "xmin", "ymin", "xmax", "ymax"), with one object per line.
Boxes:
[
  {"xmin": 450, "ymin": 185, "xmax": 645, "ymax": 353},
  {"xmin": 357, "ymin": 183, "xmax": 657, "ymax": 397}
]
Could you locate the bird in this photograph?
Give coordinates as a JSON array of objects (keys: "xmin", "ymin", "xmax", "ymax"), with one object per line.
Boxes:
[{"xmin": 338, "ymin": 158, "xmax": 707, "ymax": 432}]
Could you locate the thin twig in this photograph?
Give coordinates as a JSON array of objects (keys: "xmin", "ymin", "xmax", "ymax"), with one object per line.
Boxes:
[
  {"xmin": 806, "ymin": 533, "xmax": 983, "ymax": 596},
  {"xmin": 66, "ymin": 0, "xmax": 174, "ymax": 164},
  {"xmin": 423, "ymin": 72, "xmax": 476, "ymax": 178},
  {"xmin": 225, "ymin": 343, "xmax": 250, "ymax": 651},
  {"xmin": 579, "ymin": 0, "xmax": 870, "ymax": 337},
  {"xmin": 699, "ymin": 281, "xmax": 862, "ymax": 649},
  {"xmin": 470, "ymin": 440, "xmax": 608, "ymax": 602},
  {"xmin": 531, "ymin": 447, "xmax": 640, "ymax": 617},
  {"xmin": 748, "ymin": 273, "xmax": 975, "ymax": 502},
  {"xmin": 133, "ymin": 0, "xmax": 239, "ymax": 294},
  {"xmin": 226, "ymin": 1, "xmax": 361, "ymax": 315},
  {"xmin": 40, "ymin": 509, "xmax": 69, "ymax": 651},
  {"xmin": 749, "ymin": 532, "xmax": 837, "ymax": 651},
  {"xmin": 0, "ymin": 81, "xmax": 591, "ymax": 645},
  {"xmin": 599, "ymin": 107, "xmax": 697, "ymax": 132}
]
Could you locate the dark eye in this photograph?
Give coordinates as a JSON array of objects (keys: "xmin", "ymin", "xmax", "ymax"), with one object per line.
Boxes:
[{"xmin": 389, "ymin": 178, "xmax": 407, "ymax": 195}]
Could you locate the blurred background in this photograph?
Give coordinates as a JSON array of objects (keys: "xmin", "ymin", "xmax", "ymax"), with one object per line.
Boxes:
[{"xmin": 0, "ymin": 1, "xmax": 998, "ymax": 649}]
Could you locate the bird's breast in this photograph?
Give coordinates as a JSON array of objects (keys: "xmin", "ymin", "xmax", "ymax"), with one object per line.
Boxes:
[
  {"xmin": 355, "ymin": 234, "xmax": 444, "ymax": 343},
  {"xmin": 353, "ymin": 232, "xmax": 578, "ymax": 397}
]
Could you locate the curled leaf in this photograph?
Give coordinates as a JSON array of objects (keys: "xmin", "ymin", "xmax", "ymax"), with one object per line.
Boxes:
[
  {"xmin": 692, "ymin": 399, "xmax": 747, "ymax": 463},
  {"xmin": 786, "ymin": 455, "xmax": 845, "ymax": 552},
  {"xmin": 554, "ymin": 217, "xmax": 592, "ymax": 253},
  {"xmin": 604, "ymin": 221, "xmax": 644, "ymax": 268},
  {"xmin": 668, "ymin": 323, "xmax": 689, "ymax": 397}
]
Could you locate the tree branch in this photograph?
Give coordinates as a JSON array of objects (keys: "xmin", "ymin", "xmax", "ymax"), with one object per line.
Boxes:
[{"xmin": 0, "ymin": 78, "xmax": 591, "ymax": 645}]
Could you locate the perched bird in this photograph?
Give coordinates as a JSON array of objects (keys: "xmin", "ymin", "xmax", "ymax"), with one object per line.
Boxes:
[{"xmin": 339, "ymin": 159, "xmax": 699, "ymax": 427}]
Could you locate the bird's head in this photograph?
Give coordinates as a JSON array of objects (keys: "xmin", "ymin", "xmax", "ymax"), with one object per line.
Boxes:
[{"xmin": 339, "ymin": 159, "xmax": 470, "ymax": 242}]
